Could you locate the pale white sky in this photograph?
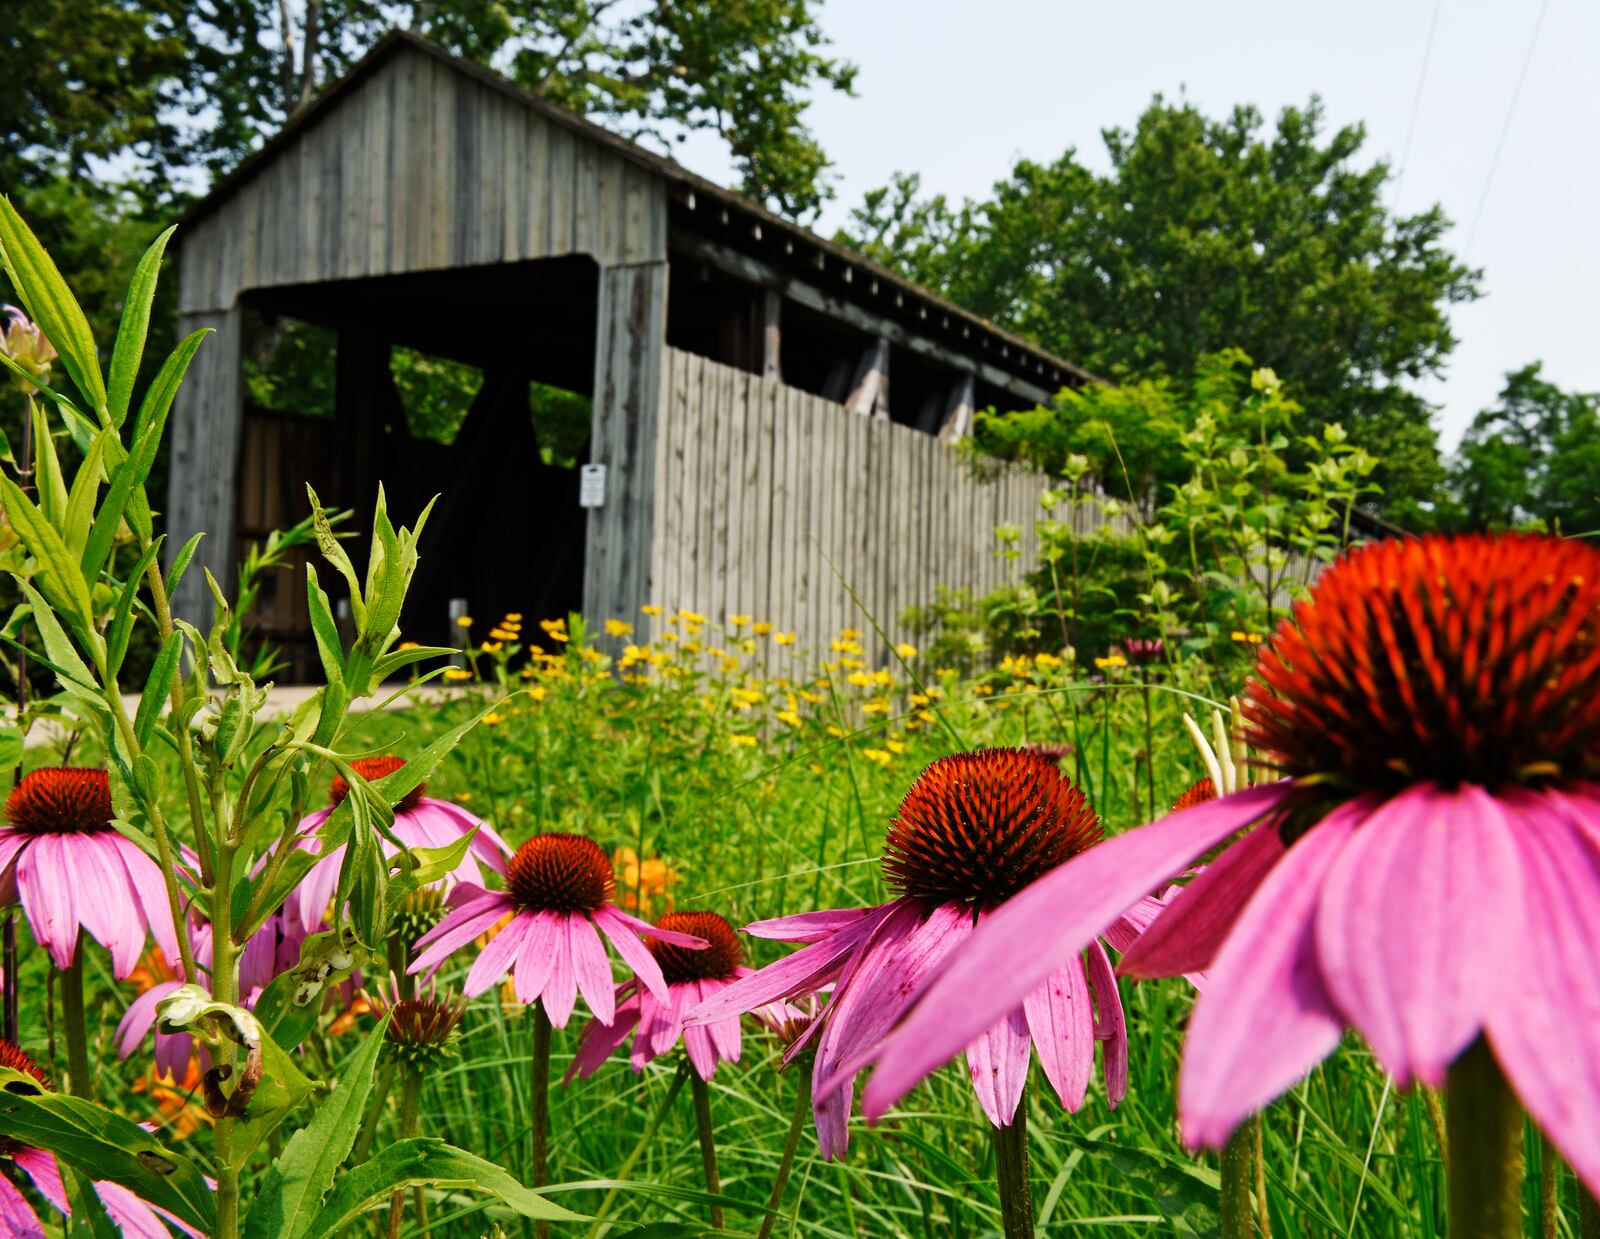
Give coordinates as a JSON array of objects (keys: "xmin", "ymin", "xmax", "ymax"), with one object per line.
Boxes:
[{"xmin": 678, "ymin": 0, "xmax": 1597, "ymax": 450}]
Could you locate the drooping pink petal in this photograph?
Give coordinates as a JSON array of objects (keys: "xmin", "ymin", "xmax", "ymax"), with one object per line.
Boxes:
[
  {"xmin": 96, "ymin": 1180, "xmax": 199, "ymax": 1239},
  {"xmin": 1024, "ymin": 953, "xmax": 1095, "ymax": 1113},
  {"xmin": 542, "ymin": 915, "xmax": 580, "ymax": 1028},
  {"xmin": 0, "ymin": 1170, "xmax": 46, "ymax": 1238},
  {"xmin": 1178, "ymin": 799, "xmax": 1368, "ymax": 1149},
  {"xmin": 1085, "ymin": 940, "xmax": 1128, "ymax": 1110},
  {"xmin": 109, "ymin": 834, "xmax": 182, "ymax": 966},
  {"xmin": 464, "ymin": 912, "xmax": 532, "ymax": 998},
  {"xmin": 813, "ymin": 1074, "xmax": 850, "ymax": 1160},
  {"xmin": 683, "ymin": 903, "xmax": 898, "ymax": 1026},
  {"xmin": 1118, "ymin": 821, "xmax": 1287, "ymax": 980},
  {"xmin": 14, "ymin": 1147, "xmax": 68, "ymax": 1214},
  {"xmin": 592, "ymin": 904, "xmax": 673, "ymax": 1004},
  {"xmin": 965, "ymin": 1005, "xmax": 1031, "ymax": 1127},
  {"xmin": 413, "ymin": 799, "xmax": 512, "ymax": 873},
  {"xmin": 745, "ymin": 907, "xmax": 875, "ymax": 942},
  {"xmin": 862, "ymin": 782, "xmax": 1297, "ymax": 1120},
  {"xmin": 414, "ymin": 886, "xmax": 506, "ymax": 946},
  {"xmin": 602, "ymin": 906, "xmax": 707, "ymax": 949},
  {"xmin": 1315, "ymin": 783, "xmax": 1521, "ymax": 1088},
  {"xmin": 633, "ymin": 986, "xmax": 676, "ymax": 1069},
  {"xmin": 407, "ymin": 893, "xmax": 514, "ymax": 976},
  {"xmin": 564, "ymin": 990, "xmax": 640, "ymax": 1083},
  {"xmin": 1484, "ymin": 789, "xmax": 1600, "ymax": 1200},
  {"xmin": 683, "ymin": 1021, "xmax": 719, "ymax": 1080},
  {"xmin": 291, "ymin": 841, "xmax": 345, "ymax": 932},
  {"xmin": 61, "ymin": 833, "xmax": 143, "ymax": 979},
  {"xmin": 570, "ymin": 916, "xmax": 617, "ymax": 1026},
  {"xmin": 18, "ymin": 834, "xmax": 80, "ymax": 969},
  {"xmin": 116, "ymin": 980, "xmax": 183, "ymax": 1061},
  {"xmin": 701, "ymin": 980, "xmax": 743, "ymax": 1066},
  {"xmin": 513, "ymin": 913, "xmax": 560, "ymax": 1005}
]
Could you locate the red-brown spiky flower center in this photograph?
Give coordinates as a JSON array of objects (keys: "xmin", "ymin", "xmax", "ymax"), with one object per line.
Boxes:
[
  {"xmin": 883, "ymin": 749, "xmax": 1102, "ymax": 909},
  {"xmin": 382, "ymin": 993, "xmax": 466, "ymax": 1048},
  {"xmin": 1243, "ymin": 533, "xmax": 1600, "ymax": 790},
  {"xmin": 329, "ymin": 756, "xmax": 425, "ymax": 812},
  {"xmin": 1172, "ymin": 778, "xmax": 1217, "ymax": 813},
  {"xmin": 649, "ymin": 911, "xmax": 740, "ymax": 984},
  {"xmin": 0, "ymin": 1040, "xmax": 49, "ymax": 1090},
  {"xmin": 504, "ymin": 833, "xmax": 614, "ymax": 913},
  {"xmin": 4, "ymin": 768, "xmax": 112, "ymax": 835}
]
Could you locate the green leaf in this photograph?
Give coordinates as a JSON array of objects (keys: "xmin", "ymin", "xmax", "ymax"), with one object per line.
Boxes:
[
  {"xmin": 63, "ymin": 430, "xmax": 110, "ymax": 559},
  {"xmin": 30, "ymin": 400, "xmax": 67, "ymax": 526},
  {"xmin": 300, "ymin": 1139, "xmax": 583, "ymax": 1238},
  {"xmin": 0, "ymin": 1065, "xmax": 216, "ymax": 1232},
  {"xmin": 244, "ymin": 1015, "xmax": 390, "ymax": 1239},
  {"xmin": 82, "ymin": 443, "xmax": 145, "ymax": 586},
  {"xmin": 0, "ymin": 196, "xmax": 107, "ymax": 413},
  {"xmin": 129, "ymin": 328, "xmax": 206, "ymax": 477},
  {"xmin": 304, "ymin": 566, "xmax": 345, "ymax": 686},
  {"xmin": 371, "ymin": 643, "xmax": 453, "ymax": 681},
  {"xmin": 165, "ymin": 532, "xmax": 204, "ymax": 598},
  {"xmin": 367, "ymin": 694, "xmax": 517, "ymax": 812},
  {"xmin": 0, "ymin": 724, "xmax": 23, "ymax": 772},
  {"xmin": 307, "ymin": 485, "xmax": 365, "ymax": 630},
  {"xmin": 106, "ymin": 226, "xmax": 175, "ymax": 427},
  {"xmin": 106, "ymin": 536, "xmax": 162, "ymax": 677},
  {"xmin": 1, "ymin": 475, "xmax": 96, "ymax": 632},
  {"xmin": 135, "ymin": 631, "xmax": 183, "ymax": 747},
  {"xmin": 63, "ymin": 1167, "xmax": 120, "ymax": 1239},
  {"xmin": 13, "ymin": 582, "xmax": 99, "ymax": 699}
]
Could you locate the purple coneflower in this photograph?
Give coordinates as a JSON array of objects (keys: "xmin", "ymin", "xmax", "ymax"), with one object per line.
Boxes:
[
  {"xmin": 290, "ymin": 756, "xmax": 510, "ymax": 933},
  {"xmin": 0, "ymin": 768, "xmax": 180, "ymax": 977},
  {"xmin": 1122, "ymin": 637, "xmax": 1165, "ymax": 664},
  {"xmin": 0, "ymin": 1040, "xmax": 203, "ymax": 1236},
  {"xmin": 864, "ymin": 533, "xmax": 1600, "ymax": 1233},
  {"xmin": 687, "ymin": 750, "xmax": 1147, "ymax": 1162}
]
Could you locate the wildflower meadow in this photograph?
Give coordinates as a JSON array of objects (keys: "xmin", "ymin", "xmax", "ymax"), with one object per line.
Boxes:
[{"xmin": 0, "ymin": 182, "xmax": 1598, "ymax": 1239}]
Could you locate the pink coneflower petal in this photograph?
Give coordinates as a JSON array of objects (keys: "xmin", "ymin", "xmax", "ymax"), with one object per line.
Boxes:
[
  {"xmin": 14, "ymin": 1146, "xmax": 67, "ymax": 1213},
  {"xmin": 94, "ymin": 1180, "xmax": 202, "ymax": 1239},
  {"xmin": 570, "ymin": 916, "xmax": 616, "ymax": 1026},
  {"xmin": 112, "ymin": 833, "xmax": 183, "ymax": 967},
  {"xmin": 408, "ymin": 892, "xmax": 514, "ymax": 976},
  {"xmin": 1315, "ymin": 784, "xmax": 1521, "ymax": 1088},
  {"xmin": 686, "ymin": 903, "xmax": 898, "ymax": 1026},
  {"xmin": 1085, "ymin": 940, "xmax": 1128, "ymax": 1109},
  {"xmin": 0, "ymin": 1172, "xmax": 46, "ymax": 1238},
  {"xmin": 702, "ymin": 983, "xmax": 744, "ymax": 1064},
  {"xmin": 464, "ymin": 911, "xmax": 531, "ymax": 997},
  {"xmin": 18, "ymin": 834, "xmax": 80, "ymax": 969},
  {"xmin": 567, "ymin": 989, "xmax": 640, "ymax": 1083},
  {"xmin": 74, "ymin": 834, "xmax": 145, "ymax": 978},
  {"xmin": 1023, "ymin": 954, "xmax": 1095, "ymax": 1113},
  {"xmin": 1119, "ymin": 822, "xmax": 1287, "ymax": 981},
  {"xmin": 117, "ymin": 980, "xmax": 181, "ymax": 1065},
  {"xmin": 965, "ymin": 1005, "xmax": 1031, "ymax": 1127},
  {"xmin": 1178, "ymin": 799, "xmax": 1367, "ymax": 1149},
  {"xmin": 1484, "ymin": 791, "xmax": 1600, "ymax": 1198},
  {"xmin": 592, "ymin": 905, "xmax": 672, "ymax": 1003},
  {"xmin": 602, "ymin": 905, "xmax": 708, "ymax": 949},
  {"xmin": 421, "ymin": 799, "xmax": 513, "ymax": 873},
  {"xmin": 514, "ymin": 913, "xmax": 560, "ymax": 1004},
  {"xmin": 683, "ymin": 997, "xmax": 720, "ymax": 1080},
  {"xmin": 634, "ymin": 986, "xmax": 675, "ymax": 1063},
  {"xmin": 543, "ymin": 916, "xmax": 579, "ymax": 1028},
  {"xmin": 861, "ymin": 782, "xmax": 1296, "ymax": 1119},
  {"xmin": 745, "ymin": 907, "xmax": 876, "ymax": 942}
]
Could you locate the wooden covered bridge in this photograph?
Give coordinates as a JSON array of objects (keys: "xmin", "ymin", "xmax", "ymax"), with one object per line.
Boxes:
[{"xmin": 167, "ymin": 31, "xmax": 1099, "ymax": 669}]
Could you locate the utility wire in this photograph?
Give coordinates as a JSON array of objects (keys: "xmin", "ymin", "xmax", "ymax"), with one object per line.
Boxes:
[
  {"xmin": 1391, "ymin": 0, "xmax": 1446, "ymax": 213},
  {"xmin": 1462, "ymin": 0, "xmax": 1553, "ymax": 261}
]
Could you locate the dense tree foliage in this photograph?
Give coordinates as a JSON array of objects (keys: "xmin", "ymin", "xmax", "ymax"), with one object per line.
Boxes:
[
  {"xmin": 843, "ymin": 97, "xmax": 1479, "ymax": 519},
  {"xmin": 1448, "ymin": 363, "xmax": 1600, "ymax": 535}
]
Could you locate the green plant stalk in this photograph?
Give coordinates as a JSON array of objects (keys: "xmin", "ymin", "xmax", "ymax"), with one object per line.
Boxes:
[
  {"xmin": 586, "ymin": 1061, "xmax": 690, "ymax": 1239},
  {"xmin": 1540, "ymin": 1130, "xmax": 1559, "ymax": 1239},
  {"xmin": 757, "ymin": 1058, "xmax": 812, "ymax": 1239},
  {"xmin": 990, "ymin": 1089, "xmax": 1034, "ymax": 1239},
  {"xmin": 1220, "ymin": 1123, "xmax": 1254, "ymax": 1239},
  {"xmin": 1446, "ymin": 1038, "xmax": 1524, "ymax": 1239},
  {"xmin": 60, "ymin": 931, "xmax": 92, "ymax": 1101},
  {"xmin": 1139, "ymin": 671, "xmax": 1157, "ymax": 820},
  {"xmin": 690, "ymin": 1070, "xmax": 725, "ymax": 1229},
  {"xmin": 211, "ymin": 836, "xmax": 241, "ymax": 1239},
  {"xmin": 530, "ymin": 1000, "xmax": 553, "ymax": 1239},
  {"xmin": 1252, "ymin": 1114, "xmax": 1271, "ymax": 1238},
  {"xmin": 387, "ymin": 1068, "xmax": 425, "ymax": 1239}
]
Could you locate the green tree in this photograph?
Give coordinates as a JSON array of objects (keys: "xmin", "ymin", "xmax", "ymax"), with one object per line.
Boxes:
[
  {"xmin": 845, "ymin": 97, "xmax": 1478, "ymax": 516},
  {"xmin": 1449, "ymin": 363, "xmax": 1600, "ymax": 534},
  {"xmin": 184, "ymin": 0, "xmax": 855, "ymax": 218}
]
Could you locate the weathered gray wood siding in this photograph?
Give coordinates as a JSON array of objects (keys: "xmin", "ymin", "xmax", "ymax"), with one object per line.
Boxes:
[
  {"xmin": 650, "ymin": 347, "xmax": 1066, "ymax": 657},
  {"xmin": 168, "ymin": 42, "xmax": 669, "ymax": 622}
]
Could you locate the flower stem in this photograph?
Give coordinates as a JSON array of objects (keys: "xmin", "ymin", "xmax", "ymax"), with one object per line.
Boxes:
[
  {"xmin": 1220, "ymin": 1123, "xmax": 1255, "ymax": 1239},
  {"xmin": 1447, "ymin": 1037, "xmax": 1524, "ymax": 1239},
  {"xmin": 212, "ymin": 838, "xmax": 242, "ymax": 1239},
  {"xmin": 60, "ymin": 931, "xmax": 92, "ymax": 1101},
  {"xmin": 387, "ymin": 1068, "xmax": 424, "ymax": 1239},
  {"xmin": 585, "ymin": 1061, "xmax": 689, "ymax": 1239},
  {"xmin": 689, "ymin": 1071, "xmax": 724, "ymax": 1229},
  {"xmin": 1140, "ymin": 674, "xmax": 1157, "ymax": 820},
  {"xmin": 990, "ymin": 1086, "xmax": 1034, "ymax": 1239},
  {"xmin": 1252, "ymin": 1114, "xmax": 1272, "ymax": 1238},
  {"xmin": 757, "ymin": 1058, "xmax": 812, "ymax": 1239},
  {"xmin": 1539, "ymin": 1130, "xmax": 1559, "ymax": 1239},
  {"xmin": 530, "ymin": 1000, "xmax": 553, "ymax": 1239}
]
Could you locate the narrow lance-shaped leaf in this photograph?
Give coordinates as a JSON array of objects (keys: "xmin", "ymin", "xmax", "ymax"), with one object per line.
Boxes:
[
  {"xmin": 0, "ymin": 195, "xmax": 107, "ymax": 413},
  {"xmin": 135, "ymin": 631, "xmax": 184, "ymax": 748},
  {"xmin": 106, "ymin": 225, "xmax": 176, "ymax": 427}
]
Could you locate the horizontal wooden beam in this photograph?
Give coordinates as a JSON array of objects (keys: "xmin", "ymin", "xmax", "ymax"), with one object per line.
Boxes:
[{"xmin": 669, "ymin": 232, "xmax": 1057, "ymax": 408}]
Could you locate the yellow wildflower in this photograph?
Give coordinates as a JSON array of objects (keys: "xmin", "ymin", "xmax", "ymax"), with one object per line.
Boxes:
[
  {"xmin": 729, "ymin": 614, "xmax": 751, "ymax": 628},
  {"xmin": 480, "ymin": 641, "xmax": 503, "ymax": 654},
  {"xmin": 862, "ymin": 748, "xmax": 892, "ymax": 768},
  {"xmin": 604, "ymin": 618, "xmax": 634, "ymax": 638},
  {"xmin": 455, "ymin": 615, "xmax": 474, "ymax": 628},
  {"xmin": 826, "ymin": 725, "xmax": 846, "ymax": 739},
  {"xmin": 641, "ymin": 604, "xmax": 663, "ymax": 617},
  {"xmin": 840, "ymin": 628, "xmax": 863, "ymax": 641},
  {"xmin": 862, "ymin": 699, "xmax": 891, "ymax": 715},
  {"xmin": 895, "ymin": 643, "xmax": 918, "ymax": 659},
  {"xmin": 505, "ymin": 612, "xmax": 523, "ymax": 622},
  {"xmin": 753, "ymin": 621, "xmax": 773, "ymax": 636},
  {"xmin": 679, "ymin": 610, "xmax": 707, "ymax": 626},
  {"xmin": 444, "ymin": 667, "xmax": 473, "ymax": 682},
  {"xmin": 886, "ymin": 738, "xmax": 906, "ymax": 755},
  {"xmin": 839, "ymin": 657, "xmax": 865, "ymax": 671},
  {"xmin": 397, "ymin": 640, "xmax": 419, "ymax": 650},
  {"xmin": 774, "ymin": 631, "xmax": 796, "ymax": 646},
  {"xmin": 729, "ymin": 734, "xmax": 757, "ymax": 748},
  {"xmin": 846, "ymin": 671, "xmax": 874, "ymax": 689},
  {"xmin": 776, "ymin": 710, "xmax": 803, "ymax": 728},
  {"xmin": 482, "ymin": 712, "xmax": 506, "ymax": 726}
]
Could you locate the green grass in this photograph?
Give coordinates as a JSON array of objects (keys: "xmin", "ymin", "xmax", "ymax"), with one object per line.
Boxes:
[{"xmin": 7, "ymin": 636, "xmax": 1586, "ymax": 1236}]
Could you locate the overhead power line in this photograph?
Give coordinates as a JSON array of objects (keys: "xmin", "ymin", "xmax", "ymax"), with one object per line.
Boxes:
[{"xmin": 1391, "ymin": 0, "xmax": 1446, "ymax": 213}]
